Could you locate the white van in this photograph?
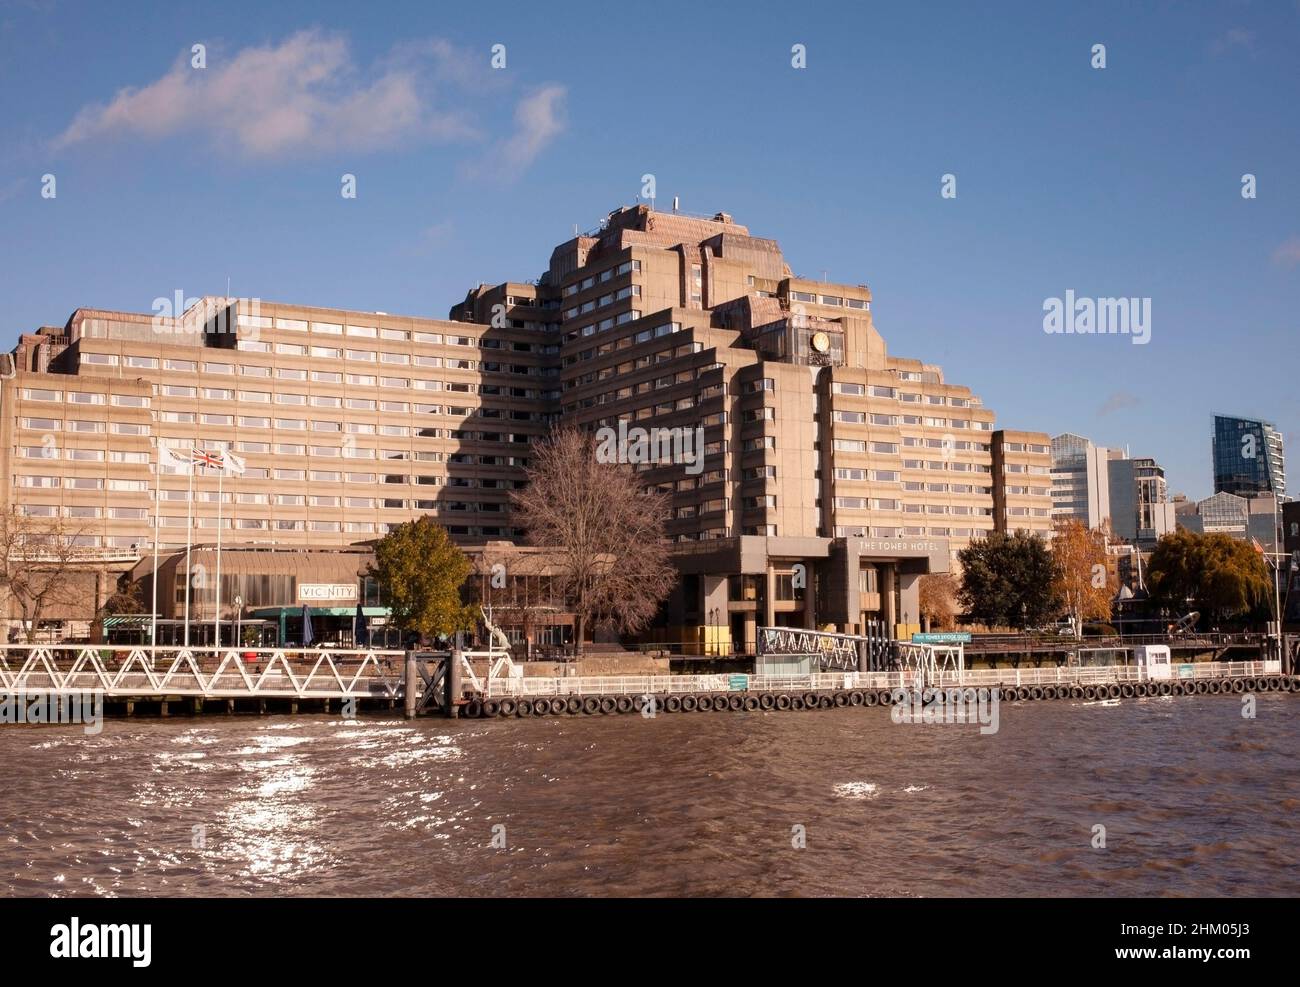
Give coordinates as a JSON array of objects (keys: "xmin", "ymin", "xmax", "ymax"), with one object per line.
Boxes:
[{"xmin": 1133, "ymin": 645, "xmax": 1172, "ymax": 681}]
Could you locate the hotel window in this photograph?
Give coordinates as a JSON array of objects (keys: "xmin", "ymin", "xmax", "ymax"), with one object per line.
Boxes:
[
  {"xmin": 311, "ymin": 470, "xmax": 341, "ymax": 482},
  {"xmin": 160, "ymin": 411, "xmax": 195, "ymax": 423},
  {"xmin": 204, "ymin": 388, "xmax": 234, "ymax": 400},
  {"xmin": 164, "ymin": 359, "xmax": 197, "ymax": 372},
  {"xmin": 239, "ymin": 391, "xmax": 272, "ymax": 403},
  {"xmin": 311, "ymin": 396, "xmax": 342, "ymax": 408},
  {"xmin": 346, "ymin": 473, "xmax": 376, "ymax": 483},
  {"xmin": 163, "ymin": 385, "xmax": 197, "ymax": 397},
  {"xmin": 346, "ymin": 423, "xmax": 376, "ymax": 434},
  {"xmin": 311, "ymin": 370, "xmax": 343, "ymax": 384},
  {"xmin": 201, "ymin": 414, "xmax": 234, "ymax": 426},
  {"xmin": 413, "ymin": 355, "xmax": 442, "ymax": 368},
  {"xmin": 276, "ymin": 494, "xmax": 305, "ymax": 506},
  {"xmin": 237, "ymin": 442, "xmax": 270, "ymax": 454},
  {"xmin": 311, "ymin": 446, "xmax": 340, "ymax": 458},
  {"xmin": 347, "ymin": 374, "xmax": 376, "ymax": 386},
  {"xmin": 413, "ymin": 332, "xmax": 442, "ymax": 345},
  {"xmin": 22, "ymin": 417, "xmax": 60, "ymax": 430},
  {"xmin": 276, "ymin": 393, "xmax": 307, "ymax": 405},
  {"xmin": 276, "ymin": 444, "xmax": 306, "ymax": 456},
  {"xmin": 380, "ymin": 377, "xmax": 409, "ymax": 389},
  {"xmin": 310, "ymin": 322, "xmax": 342, "ymax": 335},
  {"xmin": 17, "ymin": 475, "xmax": 59, "ymax": 488},
  {"xmin": 834, "ymin": 411, "xmax": 865, "ymax": 424},
  {"xmin": 238, "ymin": 416, "xmax": 270, "ymax": 428},
  {"xmin": 203, "ymin": 362, "xmax": 234, "ymax": 375},
  {"xmin": 275, "ymin": 418, "xmax": 306, "ymax": 430},
  {"xmin": 276, "ymin": 368, "xmax": 307, "ymax": 381},
  {"xmin": 345, "ymin": 324, "xmax": 376, "ymax": 338},
  {"xmin": 109, "ymin": 479, "xmax": 149, "ymax": 492},
  {"xmin": 274, "ymin": 469, "xmax": 306, "ymax": 481},
  {"xmin": 380, "ymin": 352, "xmax": 410, "ymax": 365},
  {"xmin": 311, "ymin": 346, "xmax": 342, "ymax": 359},
  {"xmin": 22, "ymin": 388, "xmax": 62, "ymax": 401},
  {"xmin": 126, "ymin": 356, "xmax": 159, "ymax": 369},
  {"xmin": 276, "ymin": 318, "xmax": 309, "ymax": 332},
  {"xmin": 240, "ymin": 365, "xmax": 272, "ymax": 377},
  {"xmin": 312, "ymin": 420, "xmax": 343, "ymax": 432},
  {"xmin": 67, "ymin": 449, "xmax": 104, "ymax": 462},
  {"xmin": 238, "ymin": 340, "xmax": 271, "ymax": 352},
  {"xmin": 380, "ymin": 329, "xmax": 408, "ymax": 341}
]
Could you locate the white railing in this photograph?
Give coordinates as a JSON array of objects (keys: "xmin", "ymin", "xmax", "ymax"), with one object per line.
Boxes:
[
  {"xmin": 480, "ymin": 662, "xmax": 1285, "ymax": 700},
  {"xmin": 932, "ymin": 660, "xmax": 1281, "ymax": 689},
  {"xmin": 0, "ymin": 644, "xmax": 405, "ymax": 700},
  {"xmin": 484, "ymin": 669, "xmax": 916, "ymax": 698}
]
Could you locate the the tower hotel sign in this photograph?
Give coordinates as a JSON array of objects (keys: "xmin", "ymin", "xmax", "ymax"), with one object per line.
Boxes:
[{"xmin": 297, "ymin": 583, "xmax": 358, "ymax": 603}]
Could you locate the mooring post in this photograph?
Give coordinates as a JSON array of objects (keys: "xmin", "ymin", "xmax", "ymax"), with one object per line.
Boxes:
[
  {"xmin": 404, "ymin": 651, "xmax": 419, "ymax": 720},
  {"xmin": 447, "ymin": 634, "xmax": 463, "ymax": 718}
]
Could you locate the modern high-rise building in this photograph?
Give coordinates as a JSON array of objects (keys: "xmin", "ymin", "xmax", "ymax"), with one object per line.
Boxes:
[
  {"xmin": 1050, "ymin": 433, "xmax": 1112, "ymax": 530},
  {"xmin": 1, "ymin": 204, "xmax": 1053, "ymax": 648},
  {"xmin": 1213, "ymin": 414, "xmax": 1286, "ymax": 500},
  {"xmin": 1108, "ymin": 455, "xmax": 1176, "ymax": 546}
]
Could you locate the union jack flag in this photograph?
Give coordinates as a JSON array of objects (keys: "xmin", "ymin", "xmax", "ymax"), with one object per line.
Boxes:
[{"xmin": 192, "ymin": 449, "xmax": 224, "ymax": 469}]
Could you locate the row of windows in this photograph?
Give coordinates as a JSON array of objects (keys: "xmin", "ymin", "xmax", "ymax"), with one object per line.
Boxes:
[
  {"xmin": 834, "ymin": 525, "xmax": 993, "ymax": 538},
  {"xmin": 788, "ymin": 290, "xmax": 870, "ymax": 310},
  {"xmin": 561, "ymin": 260, "xmax": 642, "ymax": 297},
  {"xmin": 563, "ymin": 284, "xmax": 641, "ymax": 320},
  {"xmin": 831, "ymin": 382, "xmax": 974, "ymax": 407}
]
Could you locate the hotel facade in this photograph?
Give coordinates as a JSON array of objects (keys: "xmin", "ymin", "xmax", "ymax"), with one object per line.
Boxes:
[{"xmin": 1, "ymin": 205, "xmax": 1052, "ymax": 648}]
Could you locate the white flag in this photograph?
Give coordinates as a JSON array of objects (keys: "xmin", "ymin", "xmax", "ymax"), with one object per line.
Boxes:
[
  {"xmin": 157, "ymin": 444, "xmax": 193, "ymax": 474},
  {"xmin": 223, "ymin": 451, "xmax": 246, "ymax": 476}
]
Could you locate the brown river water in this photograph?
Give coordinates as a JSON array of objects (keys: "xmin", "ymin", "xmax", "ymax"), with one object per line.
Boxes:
[{"xmin": 2, "ymin": 694, "xmax": 1297, "ymax": 897}]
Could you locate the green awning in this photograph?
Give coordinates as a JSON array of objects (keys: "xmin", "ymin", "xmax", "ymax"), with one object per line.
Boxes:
[{"xmin": 249, "ymin": 606, "xmax": 389, "ymax": 618}]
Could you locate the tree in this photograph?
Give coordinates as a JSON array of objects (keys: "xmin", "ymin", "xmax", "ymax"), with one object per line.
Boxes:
[
  {"xmin": 0, "ymin": 510, "xmax": 91, "ymax": 643},
  {"xmin": 1147, "ymin": 530, "xmax": 1270, "ymax": 625},
  {"xmin": 510, "ymin": 426, "xmax": 676, "ymax": 655},
  {"xmin": 368, "ymin": 517, "xmax": 477, "ymax": 643},
  {"xmin": 957, "ymin": 530, "xmax": 1058, "ymax": 631},
  {"xmin": 918, "ymin": 573, "xmax": 959, "ymax": 630},
  {"xmin": 1051, "ymin": 519, "xmax": 1114, "ymax": 639}
]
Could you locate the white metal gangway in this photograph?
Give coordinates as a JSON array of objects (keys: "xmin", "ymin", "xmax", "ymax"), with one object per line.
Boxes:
[{"xmin": 0, "ymin": 644, "xmax": 406, "ymax": 700}]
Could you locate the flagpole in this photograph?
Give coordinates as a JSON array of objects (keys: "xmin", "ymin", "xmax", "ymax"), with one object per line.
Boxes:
[
  {"xmin": 150, "ymin": 449, "xmax": 162, "ymax": 647},
  {"xmin": 214, "ymin": 464, "xmax": 224, "ymax": 650},
  {"xmin": 183, "ymin": 455, "xmax": 195, "ymax": 648}
]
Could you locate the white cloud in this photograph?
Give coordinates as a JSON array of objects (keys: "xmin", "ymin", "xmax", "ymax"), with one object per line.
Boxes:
[
  {"xmin": 1098, "ymin": 392, "xmax": 1141, "ymax": 417},
  {"xmin": 54, "ymin": 30, "xmax": 483, "ymax": 158},
  {"xmin": 465, "ymin": 84, "xmax": 567, "ymax": 181},
  {"xmin": 1210, "ymin": 27, "xmax": 1256, "ymax": 56},
  {"xmin": 1272, "ymin": 236, "xmax": 1300, "ymax": 269}
]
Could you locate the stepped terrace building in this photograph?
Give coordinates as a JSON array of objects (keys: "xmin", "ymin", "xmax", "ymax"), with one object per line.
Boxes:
[{"xmin": 1, "ymin": 204, "xmax": 1051, "ymax": 649}]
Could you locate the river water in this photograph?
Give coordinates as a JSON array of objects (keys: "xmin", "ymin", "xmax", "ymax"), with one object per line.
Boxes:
[{"xmin": 2, "ymin": 694, "xmax": 1297, "ymax": 897}]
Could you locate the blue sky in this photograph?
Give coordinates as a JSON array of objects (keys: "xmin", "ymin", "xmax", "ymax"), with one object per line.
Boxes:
[{"xmin": 1, "ymin": 0, "xmax": 1297, "ymax": 500}]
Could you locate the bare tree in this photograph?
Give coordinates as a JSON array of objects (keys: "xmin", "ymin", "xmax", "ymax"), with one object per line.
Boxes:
[
  {"xmin": 0, "ymin": 510, "xmax": 93, "ymax": 643},
  {"xmin": 510, "ymin": 427, "xmax": 676, "ymax": 655},
  {"xmin": 473, "ymin": 545, "xmax": 554, "ymax": 657}
]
